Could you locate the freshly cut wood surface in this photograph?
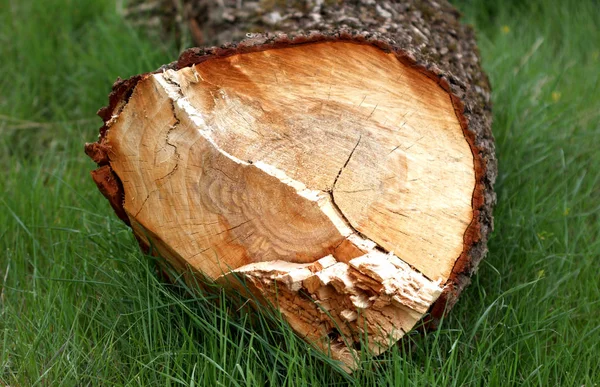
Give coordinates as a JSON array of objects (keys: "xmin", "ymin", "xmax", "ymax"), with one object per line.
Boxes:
[
  {"xmin": 86, "ymin": 29, "xmax": 496, "ymax": 370},
  {"xmin": 108, "ymin": 41, "xmax": 474, "ymax": 281}
]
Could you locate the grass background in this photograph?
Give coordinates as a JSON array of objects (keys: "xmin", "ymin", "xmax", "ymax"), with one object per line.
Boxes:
[{"xmin": 1, "ymin": 0, "xmax": 599, "ymax": 385}]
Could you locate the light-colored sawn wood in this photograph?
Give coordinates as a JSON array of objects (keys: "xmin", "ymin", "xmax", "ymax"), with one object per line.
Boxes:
[{"xmin": 103, "ymin": 41, "xmax": 475, "ymax": 368}]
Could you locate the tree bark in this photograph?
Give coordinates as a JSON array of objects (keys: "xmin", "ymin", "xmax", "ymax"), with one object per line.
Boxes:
[{"xmin": 87, "ymin": 0, "xmax": 496, "ymax": 370}]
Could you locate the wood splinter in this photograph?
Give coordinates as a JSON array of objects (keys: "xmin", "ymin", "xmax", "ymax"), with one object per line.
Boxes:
[{"xmin": 85, "ymin": 3, "xmax": 496, "ymax": 370}]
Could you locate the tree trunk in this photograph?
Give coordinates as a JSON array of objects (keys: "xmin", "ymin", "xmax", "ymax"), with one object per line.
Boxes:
[{"xmin": 86, "ymin": 0, "xmax": 496, "ymax": 370}]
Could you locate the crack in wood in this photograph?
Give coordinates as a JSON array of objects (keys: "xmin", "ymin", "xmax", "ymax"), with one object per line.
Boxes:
[
  {"xmin": 155, "ymin": 103, "xmax": 181, "ymax": 183},
  {"xmin": 331, "ymin": 135, "xmax": 362, "ymax": 192},
  {"xmin": 133, "ymin": 192, "xmax": 152, "ymax": 218}
]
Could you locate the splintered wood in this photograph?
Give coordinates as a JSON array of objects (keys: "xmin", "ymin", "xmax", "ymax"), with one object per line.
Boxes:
[
  {"xmin": 92, "ymin": 41, "xmax": 480, "ymax": 369},
  {"xmin": 227, "ymin": 253, "xmax": 442, "ymax": 367}
]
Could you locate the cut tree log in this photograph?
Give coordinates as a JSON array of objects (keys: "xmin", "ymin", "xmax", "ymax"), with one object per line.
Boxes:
[{"xmin": 86, "ymin": 0, "xmax": 496, "ymax": 370}]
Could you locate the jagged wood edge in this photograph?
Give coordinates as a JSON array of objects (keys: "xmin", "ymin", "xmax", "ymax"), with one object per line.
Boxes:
[{"xmin": 85, "ymin": 29, "xmax": 496, "ymax": 328}]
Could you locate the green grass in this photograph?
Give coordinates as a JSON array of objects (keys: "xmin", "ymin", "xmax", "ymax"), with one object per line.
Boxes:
[{"xmin": 1, "ymin": 0, "xmax": 599, "ymax": 385}]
